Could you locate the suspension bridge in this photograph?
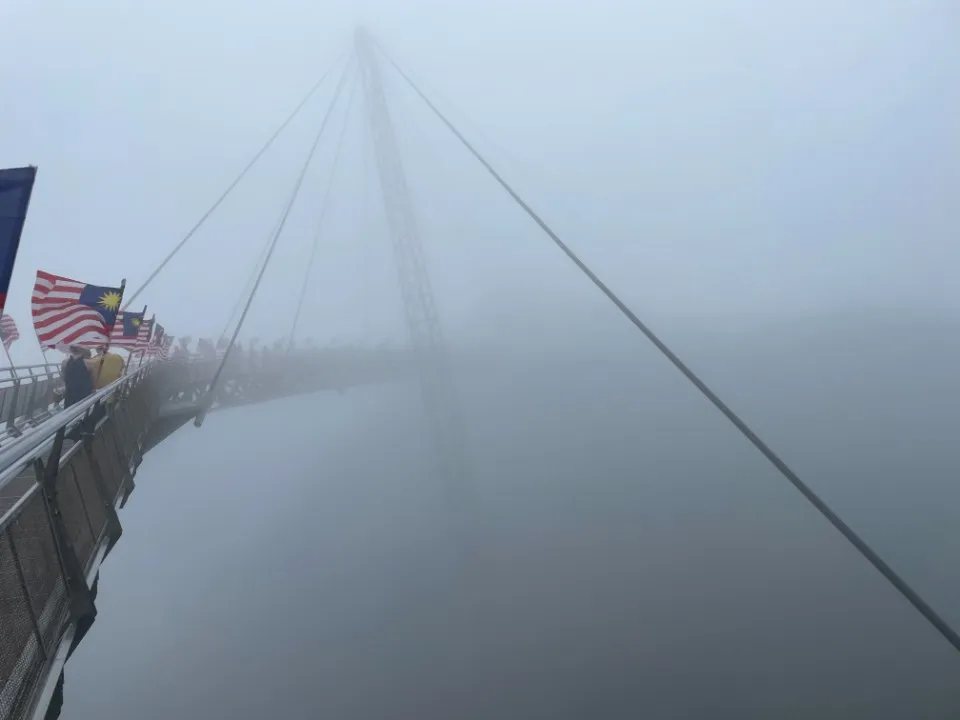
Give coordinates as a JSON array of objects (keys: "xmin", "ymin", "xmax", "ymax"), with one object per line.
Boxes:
[{"xmin": 0, "ymin": 26, "xmax": 958, "ymax": 720}]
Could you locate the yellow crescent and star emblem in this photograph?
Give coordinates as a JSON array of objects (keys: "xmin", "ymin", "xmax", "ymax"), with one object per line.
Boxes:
[{"xmin": 97, "ymin": 291, "xmax": 122, "ymax": 313}]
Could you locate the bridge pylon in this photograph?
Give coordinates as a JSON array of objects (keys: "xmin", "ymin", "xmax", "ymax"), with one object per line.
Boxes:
[{"xmin": 354, "ymin": 28, "xmax": 473, "ymax": 495}]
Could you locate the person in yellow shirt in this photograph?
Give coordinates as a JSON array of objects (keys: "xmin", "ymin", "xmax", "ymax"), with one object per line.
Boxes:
[{"xmin": 86, "ymin": 345, "xmax": 125, "ymax": 390}]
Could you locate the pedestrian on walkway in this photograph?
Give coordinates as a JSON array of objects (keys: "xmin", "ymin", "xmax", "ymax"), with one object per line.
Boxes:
[
  {"xmin": 59, "ymin": 346, "xmax": 95, "ymax": 442},
  {"xmin": 62, "ymin": 346, "xmax": 94, "ymax": 408},
  {"xmin": 87, "ymin": 344, "xmax": 124, "ymax": 390}
]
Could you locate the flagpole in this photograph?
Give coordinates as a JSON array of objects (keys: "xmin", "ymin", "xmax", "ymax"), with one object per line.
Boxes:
[
  {"xmin": 1, "ymin": 339, "xmax": 16, "ymax": 378},
  {"xmin": 40, "ymin": 346, "xmax": 55, "ymax": 373}
]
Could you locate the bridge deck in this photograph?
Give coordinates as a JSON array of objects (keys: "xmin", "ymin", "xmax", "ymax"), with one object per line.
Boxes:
[{"xmin": 0, "ymin": 349, "xmax": 408, "ymax": 720}]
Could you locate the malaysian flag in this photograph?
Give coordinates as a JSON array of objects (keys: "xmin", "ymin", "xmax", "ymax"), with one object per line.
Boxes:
[
  {"xmin": 32, "ymin": 270, "xmax": 124, "ymax": 348},
  {"xmin": 109, "ymin": 310, "xmax": 145, "ymax": 349},
  {"xmin": 149, "ymin": 328, "xmax": 172, "ymax": 360},
  {"xmin": 147, "ymin": 323, "xmax": 166, "ymax": 358},
  {"xmin": 0, "ymin": 314, "xmax": 19, "ymax": 350},
  {"xmin": 126, "ymin": 317, "xmax": 153, "ymax": 372},
  {"xmin": 136, "ymin": 317, "xmax": 154, "ymax": 348}
]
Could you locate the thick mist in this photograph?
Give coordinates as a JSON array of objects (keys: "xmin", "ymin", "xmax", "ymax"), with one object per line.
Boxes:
[{"xmin": 63, "ymin": 307, "xmax": 960, "ymax": 719}]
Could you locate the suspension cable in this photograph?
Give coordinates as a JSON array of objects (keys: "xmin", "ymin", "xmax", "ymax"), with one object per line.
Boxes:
[
  {"xmin": 220, "ymin": 215, "xmax": 280, "ymax": 343},
  {"xmin": 122, "ymin": 51, "xmax": 347, "ymax": 310},
  {"xmin": 288, "ymin": 73, "xmax": 358, "ymax": 349},
  {"xmin": 195, "ymin": 59, "xmax": 355, "ymax": 427},
  {"xmin": 376, "ymin": 43, "xmax": 960, "ymax": 654}
]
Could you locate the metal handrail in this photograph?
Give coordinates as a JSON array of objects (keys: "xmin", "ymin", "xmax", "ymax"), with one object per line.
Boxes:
[
  {"xmin": 0, "ymin": 347, "xmax": 400, "ymax": 513},
  {"xmin": 0, "ymin": 366, "xmax": 151, "ymax": 506},
  {"xmin": 0, "ymin": 365, "xmax": 60, "ymax": 386}
]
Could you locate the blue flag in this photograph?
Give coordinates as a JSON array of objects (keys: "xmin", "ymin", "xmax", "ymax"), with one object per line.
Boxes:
[{"xmin": 0, "ymin": 167, "xmax": 36, "ymax": 314}]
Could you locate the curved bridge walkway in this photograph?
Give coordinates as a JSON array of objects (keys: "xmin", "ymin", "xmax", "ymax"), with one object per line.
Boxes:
[{"xmin": 0, "ymin": 348, "xmax": 407, "ymax": 720}]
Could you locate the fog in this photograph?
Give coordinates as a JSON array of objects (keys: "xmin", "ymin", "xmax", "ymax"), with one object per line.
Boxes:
[
  {"xmin": 64, "ymin": 311, "xmax": 960, "ymax": 718},
  {"xmin": 2, "ymin": 0, "xmax": 959, "ymax": 717}
]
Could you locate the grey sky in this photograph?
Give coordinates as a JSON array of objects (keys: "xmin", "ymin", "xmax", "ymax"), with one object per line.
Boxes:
[{"xmin": 1, "ymin": 0, "xmax": 958, "ymax": 366}]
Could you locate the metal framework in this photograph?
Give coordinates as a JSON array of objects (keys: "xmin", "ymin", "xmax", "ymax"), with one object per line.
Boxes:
[{"xmin": 354, "ymin": 28, "xmax": 471, "ymax": 490}]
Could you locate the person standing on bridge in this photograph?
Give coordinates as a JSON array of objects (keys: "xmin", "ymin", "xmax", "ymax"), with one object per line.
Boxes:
[
  {"xmin": 87, "ymin": 344, "xmax": 124, "ymax": 390},
  {"xmin": 61, "ymin": 345, "xmax": 94, "ymax": 408},
  {"xmin": 85, "ymin": 345, "xmax": 125, "ymax": 427},
  {"xmin": 60, "ymin": 345, "xmax": 95, "ymax": 441}
]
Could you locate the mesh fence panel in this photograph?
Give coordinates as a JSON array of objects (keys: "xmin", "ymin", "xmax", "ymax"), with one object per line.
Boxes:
[
  {"xmin": 0, "ymin": 529, "xmax": 46, "ymax": 720},
  {"xmin": 92, "ymin": 433, "xmax": 122, "ymax": 503},
  {"xmin": 54, "ymin": 463, "xmax": 95, "ymax": 573},
  {"xmin": 69, "ymin": 457, "xmax": 108, "ymax": 559},
  {"xmin": 9, "ymin": 493, "xmax": 61, "ymax": 642},
  {"xmin": 107, "ymin": 404, "xmax": 136, "ymax": 457},
  {"xmin": 101, "ymin": 424, "xmax": 128, "ymax": 496}
]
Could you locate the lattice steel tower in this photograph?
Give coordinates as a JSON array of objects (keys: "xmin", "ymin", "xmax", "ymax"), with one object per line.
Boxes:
[{"xmin": 355, "ymin": 28, "xmax": 472, "ymax": 490}]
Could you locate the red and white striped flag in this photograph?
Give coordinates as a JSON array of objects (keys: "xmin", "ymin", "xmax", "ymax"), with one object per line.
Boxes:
[
  {"xmin": 146, "ymin": 324, "xmax": 171, "ymax": 359},
  {"xmin": 31, "ymin": 270, "xmax": 124, "ymax": 348},
  {"xmin": 149, "ymin": 334, "xmax": 173, "ymax": 360},
  {"xmin": 0, "ymin": 314, "xmax": 20, "ymax": 350},
  {"xmin": 136, "ymin": 318, "xmax": 154, "ymax": 349},
  {"xmin": 108, "ymin": 311, "xmax": 146, "ymax": 349}
]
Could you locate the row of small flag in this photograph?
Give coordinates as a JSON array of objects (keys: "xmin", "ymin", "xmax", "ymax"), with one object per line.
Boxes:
[
  {"xmin": 30, "ymin": 269, "xmax": 173, "ymax": 357},
  {"xmin": 0, "ymin": 166, "xmax": 181, "ymax": 361},
  {"xmin": 0, "ymin": 166, "xmax": 242, "ymax": 363},
  {"xmin": 1, "ymin": 299, "xmax": 231, "ymax": 359}
]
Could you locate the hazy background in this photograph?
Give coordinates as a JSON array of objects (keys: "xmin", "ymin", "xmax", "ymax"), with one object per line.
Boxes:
[{"xmin": 1, "ymin": 0, "xmax": 959, "ymax": 717}]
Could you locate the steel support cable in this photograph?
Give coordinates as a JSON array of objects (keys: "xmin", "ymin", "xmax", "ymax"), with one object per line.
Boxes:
[
  {"xmin": 288, "ymin": 73, "xmax": 358, "ymax": 349},
  {"xmin": 359, "ymin": 90, "xmax": 373, "ymax": 339},
  {"xmin": 377, "ymin": 45, "xmax": 960, "ymax": 654},
  {"xmin": 122, "ymin": 51, "xmax": 347, "ymax": 311},
  {"xmin": 220, "ymin": 216, "xmax": 280, "ymax": 342},
  {"xmin": 195, "ymin": 59, "xmax": 355, "ymax": 427},
  {"xmin": 374, "ymin": 41, "xmax": 589, "ymax": 244}
]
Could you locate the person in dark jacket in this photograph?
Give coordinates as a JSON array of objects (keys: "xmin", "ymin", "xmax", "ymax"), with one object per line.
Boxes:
[
  {"xmin": 62, "ymin": 346, "xmax": 94, "ymax": 408},
  {"xmin": 61, "ymin": 346, "xmax": 94, "ymax": 442}
]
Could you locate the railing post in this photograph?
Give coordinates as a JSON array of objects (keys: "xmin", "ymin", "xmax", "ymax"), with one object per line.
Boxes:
[
  {"xmin": 34, "ymin": 427, "xmax": 96, "ymax": 623},
  {"xmin": 6, "ymin": 377, "xmax": 21, "ymax": 435}
]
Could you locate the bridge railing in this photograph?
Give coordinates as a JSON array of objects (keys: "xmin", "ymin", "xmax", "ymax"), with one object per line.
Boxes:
[
  {"xmin": 0, "ymin": 366, "xmax": 64, "ymax": 447},
  {"xmin": 0, "ymin": 365, "xmax": 160, "ymax": 720}
]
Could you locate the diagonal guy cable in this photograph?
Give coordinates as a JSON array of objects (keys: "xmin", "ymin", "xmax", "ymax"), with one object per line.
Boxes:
[
  {"xmin": 375, "ymin": 41, "xmax": 960, "ymax": 655},
  {"xmin": 196, "ymin": 58, "xmax": 355, "ymax": 427},
  {"xmin": 123, "ymin": 51, "xmax": 347, "ymax": 310},
  {"xmin": 289, "ymin": 71, "xmax": 359, "ymax": 348}
]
